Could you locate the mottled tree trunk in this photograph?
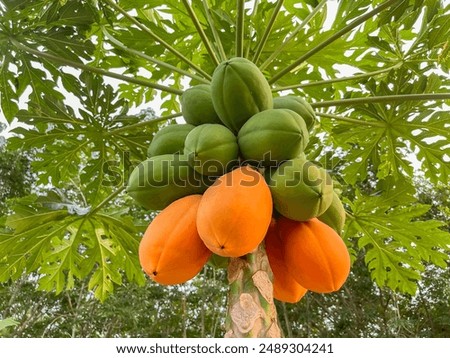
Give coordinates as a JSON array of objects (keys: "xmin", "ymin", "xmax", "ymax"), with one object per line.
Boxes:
[{"xmin": 225, "ymin": 243, "xmax": 282, "ymax": 338}]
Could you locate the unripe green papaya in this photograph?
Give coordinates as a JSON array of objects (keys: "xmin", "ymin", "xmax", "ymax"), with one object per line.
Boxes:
[
  {"xmin": 147, "ymin": 124, "xmax": 195, "ymax": 158},
  {"xmin": 262, "ymin": 166, "xmax": 277, "ymax": 185},
  {"xmin": 180, "ymin": 84, "xmax": 222, "ymax": 126},
  {"xmin": 127, "ymin": 154, "xmax": 209, "ymax": 210},
  {"xmin": 184, "ymin": 124, "xmax": 239, "ymax": 176},
  {"xmin": 273, "ymin": 96, "xmax": 316, "ymax": 131},
  {"xmin": 269, "ymin": 157, "xmax": 333, "ymax": 221},
  {"xmin": 318, "ymin": 191, "xmax": 346, "ymax": 234},
  {"xmin": 211, "ymin": 57, "xmax": 273, "ymax": 133},
  {"xmin": 238, "ymin": 109, "xmax": 309, "ymax": 167}
]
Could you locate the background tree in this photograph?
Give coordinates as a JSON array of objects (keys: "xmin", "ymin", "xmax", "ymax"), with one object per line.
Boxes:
[{"xmin": 0, "ymin": 0, "xmax": 449, "ymax": 337}]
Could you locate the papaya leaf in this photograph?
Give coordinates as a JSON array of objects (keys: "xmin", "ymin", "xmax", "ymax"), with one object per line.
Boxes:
[
  {"xmin": 345, "ymin": 189, "xmax": 450, "ymax": 295},
  {"xmin": 8, "ymin": 73, "xmax": 158, "ymax": 205},
  {"xmin": 0, "ymin": 192, "xmax": 145, "ymax": 301},
  {"xmin": 0, "ymin": 53, "xmax": 19, "ymax": 123}
]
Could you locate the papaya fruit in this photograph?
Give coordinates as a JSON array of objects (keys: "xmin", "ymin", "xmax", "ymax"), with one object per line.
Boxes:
[
  {"xmin": 184, "ymin": 124, "xmax": 239, "ymax": 176},
  {"xmin": 127, "ymin": 154, "xmax": 209, "ymax": 210},
  {"xmin": 268, "ymin": 157, "xmax": 333, "ymax": 221},
  {"xmin": 277, "ymin": 217, "xmax": 350, "ymax": 293},
  {"xmin": 318, "ymin": 191, "xmax": 346, "ymax": 234},
  {"xmin": 238, "ymin": 109, "xmax": 309, "ymax": 167},
  {"xmin": 197, "ymin": 166, "xmax": 273, "ymax": 257},
  {"xmin": 273, "ymin": 96, "xmax": 316, "ymax": 131},
  {"xmin": 147, "ymin": 124, "xmax": 194, "ymax": 158},
  {"xmin": 262, "ymin": 166, "xmax": 277, "ymax": 185},
  {"xmin": 211, "ymin": 57, "xmax": 273, "ymax": 133},
  {"xmin": 265, "ymin": 220, "xmax": 308, "ymax": 303},
  {"xmin": 139, "ymin": 195, "xmax": 212, "ymax": 285},
  {"xmin": 181, "ymin": 84, "xmax": 222, "ymax": 126}
]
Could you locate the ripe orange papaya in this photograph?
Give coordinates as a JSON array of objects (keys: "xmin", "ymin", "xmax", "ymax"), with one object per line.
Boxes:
[
  {"xmin": 277, "ymin": 217, "xmax": 351, "ymax": 293},
  {"xmin": 197, "ymin": 166, "xmax": 273, "ymax": 257},
  {"xmin": 265, "ymin": 220, "xmax": 308, "ymax": 303},
  {"xmin": 139, "ymin": 195, "xmax": 212, "ymax": 285}
]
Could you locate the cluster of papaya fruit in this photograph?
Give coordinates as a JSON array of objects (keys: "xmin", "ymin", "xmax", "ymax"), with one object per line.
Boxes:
[{"xmin": 128, "ymin": 57, "xmax": 350, "ymax": 303}]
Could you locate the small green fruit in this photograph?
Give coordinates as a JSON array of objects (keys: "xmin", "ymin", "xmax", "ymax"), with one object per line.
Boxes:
[
  {"xmin": 147, "ymin": 124, "xmax": 195, "ymax": 158},
  {"xmin": 269, "ymin": 157, "xmax": 334, "ymax": 221},
  {"xmin": 211, "ymin": 57, "xmax": 273, "ymax": 133},
  {"xmin": 273, "ymin": 96, "xmax": 316, "ymax": 131},
  {"xmin": 127, "ymin": 154, "xmax": 210, "ymax": 210},
  {"xmin": 238, "ymin": 108, "xmax": 309, "ymax": 167},
  {"xmin": 318, "ymin": 191, "xmax": 346, "ymax": 234},
  {"xmin": 181, "ymin": 84, "xmax": 222, "ymax": 126},
  {"xmin": 184, "ymin": 124, "xmax": 239, "ymax": 176}
]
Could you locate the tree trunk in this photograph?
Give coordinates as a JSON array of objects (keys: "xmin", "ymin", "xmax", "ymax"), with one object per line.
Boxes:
[{"xmin": 225, "ymin": 243, "xmax": 282, "ymax": 338}]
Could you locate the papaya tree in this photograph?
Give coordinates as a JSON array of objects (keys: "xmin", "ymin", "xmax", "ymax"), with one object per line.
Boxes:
[{"xmin": 0, "ymin": 0, "xmax": 450, "ymax": 338}]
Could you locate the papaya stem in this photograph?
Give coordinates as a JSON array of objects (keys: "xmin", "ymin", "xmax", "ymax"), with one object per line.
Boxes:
[
  {"xmin": 181, "ymin": 0, "xmax": 220, "ymax": 67},
  {"xmin": 268, "ymin": 0, "xmax": 403, "ymax": 84},
  {"xmin": 107, "ymin": 112, "xmax": 182, "ymax": 136},
  {"xmin": 259, "ymin": 0, "xmax": 327, "ymax": 72},
  {"xmin": 345, "ymin": 211, "xmax": 356, "ymax": 220},
  {"xmin": 102, "ymin": 28, "xmax": 210, "ymax": 84},
  {"xmin": 245, "ymin": 0, "xmax": 260, "ymax": 58},
  {"xmin": 272, "ymin": 63, "xmax": 402, "ymax": 91},
  {"xmin": 225, "ymin": 244, "xmax": 281, "ymax": 338},
  {"xmin": 252, "ymin": 0, "xmax": 285, "ymax": 65},
  {"xmin": 236, "ymin": 0, "xmax": 245, "ymax": 58},
  {"xmin": 201, "ymin": 0, "xmax": 228, "ymax": 62},
  {"xmin": 10, "ymin": 38, "xmax": 184, "ymax": 96},
  {"xmin": 101, "ymin": 0, "xmax": 212, "ymax": 81},
  {"xmin": 311, "ymin": 93, "xmax": 450, "ymax": 108},
  {"xmin": 315, "ymin": 112, "xmax": 386, "ymax": 128}
]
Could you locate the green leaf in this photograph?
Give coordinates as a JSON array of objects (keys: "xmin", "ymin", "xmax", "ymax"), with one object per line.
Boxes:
[
  {"xmin": 8, "ymin": 73, "xmax": 155, "ymax": 194},
  {"xmin": 345, "ymin": 189, "xmax": 450, "ymax": 295},
  {"xmin": 0, "ymin": 318, "xmax": 19, "ymax": 331},
  {"xmin": 0, "ymin": 54, "xmax": 19, "ymax": 122},
  {"xmin": 0, "ymin": 191, "xmax": 145, "ymax": 301}
]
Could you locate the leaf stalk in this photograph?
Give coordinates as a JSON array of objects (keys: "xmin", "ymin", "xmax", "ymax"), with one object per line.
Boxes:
[
  {"xmin": 11, "ymin": 38, "xmax": 184, "ymax": 95},
  {"xmin": 102, "ymin": 0, "xmax": 212, "ymax": 80},
  {"xmin": 268, "ymin": 0, "xmax": 403, "ymax": 84},
  {"xmin": 181, "ymin": 0, "xmax": 221, "ymax": 67},
  {"xmin": 311, "ymin": 93, "xmax": 450, "ymax": 108},
  {"xmin": 252, "ymin": 0, "xmax": 284, "ymax": 64},
  {"xmin": 236, "ymin": 0, "xmax": 245, "ymax": 57}
]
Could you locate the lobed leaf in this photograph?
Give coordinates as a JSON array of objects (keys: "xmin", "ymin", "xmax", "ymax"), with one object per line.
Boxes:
[{"xmin": 345, "ymin": 188, "xmax": 450, "ymax": 295}]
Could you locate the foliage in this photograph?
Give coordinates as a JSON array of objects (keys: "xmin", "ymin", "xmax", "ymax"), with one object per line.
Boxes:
[
  {"xmin": 0, "ymin": 147, "xmax": 31, "ymax": 215},
  {"xmin": 0, "ymin": 267, "xmax": 228, "ymax": 338},
  {"xmin": 0, "ymin": 0, "xmax": 449, "ymax": 307}
]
